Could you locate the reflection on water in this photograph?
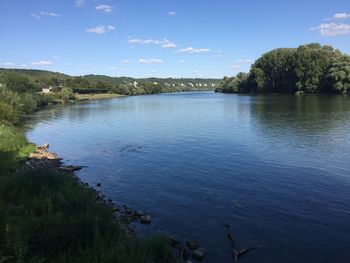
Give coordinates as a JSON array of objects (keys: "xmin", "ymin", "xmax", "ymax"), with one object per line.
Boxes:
[{"xmin": 24, "ymin": 92, "xmax": 350, "ymax": 263}]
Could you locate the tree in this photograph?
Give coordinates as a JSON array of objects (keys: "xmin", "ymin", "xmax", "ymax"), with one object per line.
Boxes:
[
  {"xmin": 3, "ymin": 73, "xmax": 35, "ymax": 93},
  {"xmin": 95, "ymin": 81, "xmax": 112, "ymax": 92},
  {"xmin": 57, "ymin": 88, "xmax": 75, "ymax": 101},
  {"xmin": 114, "ymin": 84, "xmax": 131, "ymax": 95},
  {"xmin": 217, "ymin": 43, "xmax": 350, "ymax": 94},
  {"xmin": 327, "ymin": 58, "xmax": 350, "ymax": 94}
]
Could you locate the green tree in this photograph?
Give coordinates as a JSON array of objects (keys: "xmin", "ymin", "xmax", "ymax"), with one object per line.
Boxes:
[
  {"xmin": 327, "ymin": 58, "xmax": 350, "ymax": 93},
  {"xmin": 57, "ymin": 87, "xmax": 75, "ymax": 101},
  {"xmin": 3, "ymin": 73, "xmax": 35, "ymax": 93}
]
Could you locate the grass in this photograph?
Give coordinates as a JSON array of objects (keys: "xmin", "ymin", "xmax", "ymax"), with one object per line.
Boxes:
[
  {"xmin": 0, "ymin": 124, "xmax": 178, "ymax": 263},
  {"xmin": 75, "ymin": 93, "xmax": 124, "ymax": 101}
]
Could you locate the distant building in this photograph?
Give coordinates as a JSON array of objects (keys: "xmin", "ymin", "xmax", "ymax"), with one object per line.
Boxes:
[{"xmin": 42, "ymin": 86, "xmax": 52, "ymax": 93}]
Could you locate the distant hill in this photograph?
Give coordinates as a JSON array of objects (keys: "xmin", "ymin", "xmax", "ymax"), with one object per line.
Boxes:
[
  {"xmin": 0, "ymin": 68, "xmax": 69, "ymax": 81},
  {"xmin": 0, "ymin": 68, "xmax": 219, "ymax": 90}
]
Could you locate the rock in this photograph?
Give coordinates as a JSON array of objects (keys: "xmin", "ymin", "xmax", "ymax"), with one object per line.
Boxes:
[
  {"xmin": 186, "ymin": 240, "xmax": 198, "ymax": 251},
  {"xmin": 135, "ymin": 210, "xmax": 144, "ymax": 216},
  {"xmin": 140, "ymin": 215, "xmax": 151, "ymax": 224},
  {"xmin": 295, "ymin": 90, "xmax": 304, "ymax": 96},
  {"xmin": 168, "ymin": 236, "xmax": 181, "ymax": 248},
  {"xmin": 97, "ymin": 183, "xmax": 101, "ymax": 187},
  {"xmin": 43, "ymin": 143, "xmax": 49, "ymax": 149},
  {"xmin": 181, "ymin": 246, "xmax": 190, "ymax": 258},
  {"xmin": 58, "ymin": 165, "xmax": 83, "ymax": 173},
  {"xmin": 192, "ymin": 248, "xmax": 206, "ymax": 261},
  {"xmin": 125, "ymin": 208, "xmax": 133, "ymax": 215}
]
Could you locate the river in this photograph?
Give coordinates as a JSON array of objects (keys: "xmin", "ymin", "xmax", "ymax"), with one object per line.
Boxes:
[{"xmin": 24, "ymin": 92, "xmax": 350, "ymax": 263}]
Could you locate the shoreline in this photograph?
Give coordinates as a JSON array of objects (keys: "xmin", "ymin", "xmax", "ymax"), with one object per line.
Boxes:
[
  {"xmin": 26, "ymin": 143, "xmax": 208, "ymax": 261},
  {"xmin": 74, "ymin": 93, "xmax": 126, "ymax": 101},
  {"xmin": 26, "ymin": 144, "xmax": 151, "ymax": 235}
]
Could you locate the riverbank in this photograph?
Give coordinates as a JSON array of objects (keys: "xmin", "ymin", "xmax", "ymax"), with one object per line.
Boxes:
[
  {"xmin": 75, "ymin": 93, "xmax": 125, "ymax": 101},
  {"xmin": 0, "ymin": 124, "xmax": 176, "ymax": 262}
]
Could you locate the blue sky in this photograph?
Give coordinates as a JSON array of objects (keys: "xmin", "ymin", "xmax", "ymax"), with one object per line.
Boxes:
[{"xmin": 0, "ymin": 0, "xmax": 349, "ymax": 78}]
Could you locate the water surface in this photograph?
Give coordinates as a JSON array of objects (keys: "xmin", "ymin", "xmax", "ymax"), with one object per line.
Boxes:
[{"xmin": 25, "ymin": 92, "xmax": 350, "ymax": 263}]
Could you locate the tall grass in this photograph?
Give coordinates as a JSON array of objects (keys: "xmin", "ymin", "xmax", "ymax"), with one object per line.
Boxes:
[{"xmin": 0, "ymin": 125, "xmax": 177, "ymax": 262}]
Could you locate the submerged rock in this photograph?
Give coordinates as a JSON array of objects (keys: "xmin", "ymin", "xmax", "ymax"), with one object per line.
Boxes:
[
  {"xmin": 169, "ymin": 236, "xmax": 181, "ymax": 248},
  {"xmin": 181, "ymin": 246, "xmax": 190, "ymax": 258},
  {"xmin": 192, "ymin": 248, "xmax": 206, "ymax": 261},
  {"xmin": 58, "ymin": 165, "xmax": 83, "ymax": 173},
  {"xmin": 186, "ymin": 240, "xmax": 198, "ymax": 250},
  {"xmin": 135, "ymin": 210, "xmax": 144, "ymax": 216},
  {"xmin": 140, "ymin": 215, "xmax": 152, "ymax": 224}
]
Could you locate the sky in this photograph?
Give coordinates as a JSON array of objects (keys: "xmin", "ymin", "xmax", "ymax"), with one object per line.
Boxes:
[{"xmin": 0, "ymin": 0, "xmax": 349, "ymax": 78}]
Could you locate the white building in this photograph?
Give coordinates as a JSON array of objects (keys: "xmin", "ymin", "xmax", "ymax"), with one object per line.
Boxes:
[{"xmin": 42, "ymin": 86, "xmax": 52, "ymax": 93}]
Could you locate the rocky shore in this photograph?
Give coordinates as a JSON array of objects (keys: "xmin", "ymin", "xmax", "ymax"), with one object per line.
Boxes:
[{"xmin": 26, "ymin": 144, "xmax": 207, "ymax": 262}]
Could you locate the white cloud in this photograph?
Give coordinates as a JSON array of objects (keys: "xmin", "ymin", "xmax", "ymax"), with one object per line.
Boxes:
[
  {"xmin": 138, "ymin": 59, "xmax": 163, "ymax": 64},
  {"xmin": 31, "ymin": 60, "xmax": 53, "ymax": 66},
  {"xmin": 86, "ymin": 25, "xmax": 106, "ymax": 34},
  {"xmin": 178, "ymin": 60, "xmax": 186, "ymax": 63},
  {"xmin": 129, "ymin": 39, "xmax": 161, "ymax": 45},
  {"xmin": 178, "ymin": 47, "xmax": 211, "ymax": 53},
  {"xmin": 311, "ymin": 22, "xmax": 350, "ymax": 36},
  {"xmin": 3, "ymin": 62, "xmax": 15, "ymax": 66},
  {"xmin": 75, "ymin": 0, "xmax": 84, "ymax": 7},
  {"xmin": 86, "ymin": 25, "xmax": 115, "ymax": 34},
  {"xmin": 31, "ymin": 14, "xmax": 41, "ymax": 20},
  {"xmin": 161, "ymin": 39, "xmax": 176, "ymax": 48},
  {"xmin": 40, "ymin": 12, "xmax": 61, "ymax": 17},
  {"xmin": 168, "ymin": 11, "xmax": 176, "ymax": 16},
  {"xmin": 121, "ymin": 60, "xmax": 132, "ymax": 63},
  {"xmin": 333, "ymin": 13, "xmax": 350, "ymax": 20},
  {"xmin": 128, "ymin": 38, "xmax": 176, "ymax": 48},
  {"xmin": 96, "ymin": 5, "xmax": 113, "ymax": 13},
  {"xmin": 31, "ymin": 12, "xmax": 61, "ymax": 20}
]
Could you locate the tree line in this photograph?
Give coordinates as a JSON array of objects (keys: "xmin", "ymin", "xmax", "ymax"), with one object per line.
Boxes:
[
  {"xmin": 216, "ymin": 43, "xmax": 350, "ymax": 94},
  {"xmin": 0, "ymin": 69, "xmax": 218, "ymax": 123}
]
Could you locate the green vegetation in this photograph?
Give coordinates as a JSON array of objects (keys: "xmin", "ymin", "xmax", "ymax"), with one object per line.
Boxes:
[
  {"xmin": 216, "ymin": 43, "xmax": 350, "ymax": 94},
  {"xmin": 0, "ymin": 68, "xmax": 218, "ymax": 97},
  {"xmin": 0, "ymin": 71, "xmax": 180, "ymax": 262},
  {"xmin": 0, "ymin": 165, "xmax": 175, "ymax": 262},
  {"xmin": 75, "ymin": 93, "xmax": 124, "ymax": 101}
]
